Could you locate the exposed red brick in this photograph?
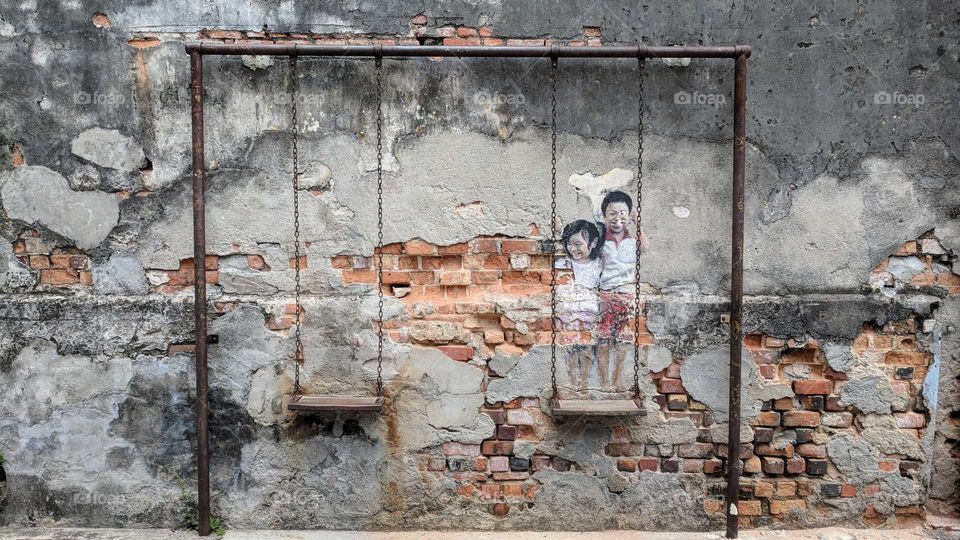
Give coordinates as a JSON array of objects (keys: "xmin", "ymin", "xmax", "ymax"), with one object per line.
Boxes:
[
  {"xmin": 743, "ymin": 456, "xmax": 762, "ymax": 474},
  {"xmin": 470, "ymin": 238, "xmax": 500, "ymax": 253},
  {"xmin": 703, "ymin": 459, "xmax": 724, "ymax": 475},
  {"xmin": 443, "ymin": 442, "xmax": 481, "ymax": 456},
  {"xmin": 637, "ymin": 457, "xmax": 658, "ymax": 472},
  {"xmin": 657, "ymin": 377, "xmax": 684, "ymax": 394},
  {"xmin": 247, "ymin": 254, "xmax": 268, "ymax": 270},
  {"xmin": 753, "ymin": 411, "xmax": 781, "ymax": 427},
  {"xmin": 409, "ymin": 271, "xmax": 436, "ymax": 285},
  {"xmin": 738, "ymin": 500, "xmax": 762, "ymax": 517},
  {"xmin": 761, "ymin": 457, "xmax": 785, "ymax": 475},
  {"xmin": 796, "ymin": 443, "xmax": 826, "ymax": 458},
  {"xmin": 500, "ymin": 239, "xmax": 538, "ymax": 254},
  {"xmin": 481, "ymin": 440, "xmax": 514, "ymax": 456},
  {"xmin": 382, "ymin": 271, "xmax": 411, "ymax": 285},
  {"xmin": 438, "ymin": 345, "xmax": 473, "ymax": 362},
  {"xmin": 40, "ymin": 269, "xmax": 78, "ymax": 285},
  {"xmin": 782, "ymin": 410, "xmax": 821, "ymax": 427},
  {"xmin": 289, "ymin": 255, "xmax": 307, "ymax": 270},
  {"xmin": 404, "ymin": 239, "xmax": 437, "ymax": 255},
  {"xmin": 438, "ymin": 242, "xmax": 468, "ymax": 255},
  {"xmin": 878, "ymin": 459, "xmax": 898, "ymax": 472},
  {"xmin": 439, "ymin": 270, "xmax": 471, "ymax": 286},
  {"xmin": 785, "ymin": 456, "xmax": 806, "ymax": 474},
  {"xmin": 480, "ymin": 483, "xmax": 501, "ymax": 500},
  {"xmin": 885, "ymin": 350, "xmax": 928, "ymax": 365},
  {"xmin": 378, "ymin": 243, "xmax": 403, "ymax": 254},
  {"xmin": 744, "ymin": 334, "xmax": 763, "ymax": 349},
  {"xmin": 29, "ymin": 255, "xmax": 51, "ymax": 269},
  {"xmin": 754, "ymin": 481, "xmax": 774, "ymax": 498},
  {"xmin": 769, "ymin": 499, "xmax": 806, "ymax": 514},
  {"xmin": 342, "ymin": 270, "xmax": 376, "ymax": 283},
  {"xmin": 793, "ymin": 379, "xmax": 833, "ymax": 395},
  {"xmin": 754, "ymin": 443, "xmax": 794, "ymax": 458},
  {"xmin": 482, "ymin": 255, "xmax": 511, "ymax": 270},
  {"xmin": 773, "ymin": 397, "xmax": 795, "ymax": 410},
  {"xmin": 443, "ymin": 37, "xmax": 481, "ymax": 46},
  {"xmin": 704, "ymin": 499, "xmax": 724, "ymax": 514},
  {"xmin": 397, "ymin": 255, "xmax": 420, "ymax": 270}
]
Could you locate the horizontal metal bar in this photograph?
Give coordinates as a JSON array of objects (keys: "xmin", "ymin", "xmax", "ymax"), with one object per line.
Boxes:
[{"xmin": 185, "ymin": 42, "xmax": 751, "ymax": 59}]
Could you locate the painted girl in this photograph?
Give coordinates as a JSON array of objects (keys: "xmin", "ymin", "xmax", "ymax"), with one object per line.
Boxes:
[{"xmin": 555, "ymin": 220, "xmax": 605, "ymax": 392}]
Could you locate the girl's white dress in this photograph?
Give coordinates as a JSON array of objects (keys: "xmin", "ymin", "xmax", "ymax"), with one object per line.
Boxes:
[{"xmin": 556, "ymin": 257, "xmax": 602, "ymax": 330}]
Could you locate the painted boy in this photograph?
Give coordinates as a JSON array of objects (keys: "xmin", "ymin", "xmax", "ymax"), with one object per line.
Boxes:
[{"xmin": 596, "ymin": 190, "xmax": 648, "ymax": 388}]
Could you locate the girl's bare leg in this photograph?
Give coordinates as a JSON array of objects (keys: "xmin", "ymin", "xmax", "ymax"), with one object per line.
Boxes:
[
  {"xmin": 597, "ymin": 341, "xmax": 610, "ymax": 387},
  {"xmin": 580, "ymin": 347, "xmax": 593, "ymax": 391},
  {"xmin": 612, "ymin": 345, "xmax": 627, "ymax": 390}
]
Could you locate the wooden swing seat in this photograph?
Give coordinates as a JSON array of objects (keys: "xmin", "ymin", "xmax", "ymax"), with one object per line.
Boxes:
[
  {"xmin": 287, "ymin": 395, "xmax": 384, "ymax": 413},
  {"xmin": 551, "ymin": 398, "xmax": 647, "ymax": 416}
]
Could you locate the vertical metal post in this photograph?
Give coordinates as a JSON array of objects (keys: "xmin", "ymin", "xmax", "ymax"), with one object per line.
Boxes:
[
  {"xmin": 189, "ymin": 49, "xmax": 211, "ymax": 537},
  {"xmin": 725, "ymin": 50, "xmax": 748, "ymax": 539}
]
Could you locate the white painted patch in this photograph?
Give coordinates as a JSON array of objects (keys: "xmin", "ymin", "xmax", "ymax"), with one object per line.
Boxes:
[
  {"xmin": 672, "ymin": 205, "xmax": 690, "ymax": 218},
  {"xmin": 568, "ymin": 167, "xmax": 634, "ymax": 217},
  {"xmin": 0, "ymin": 18, "xmax": 15, "ymax": 37}
]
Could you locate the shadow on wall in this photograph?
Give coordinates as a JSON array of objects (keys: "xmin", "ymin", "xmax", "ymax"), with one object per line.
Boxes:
[{"xmin": 0, "ymin": 451, "xmax": 6, "ymax": 512}]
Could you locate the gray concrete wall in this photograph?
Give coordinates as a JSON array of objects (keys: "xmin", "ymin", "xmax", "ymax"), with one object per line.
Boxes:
[{"xmin": 0, "ymin": 0, "xmax": 957, "ymax": 531}]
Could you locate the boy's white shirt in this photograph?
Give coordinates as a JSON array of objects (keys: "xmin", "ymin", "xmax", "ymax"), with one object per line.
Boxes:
[{"xmin": 599, "ymin": 234, "xmax": 636, "ymax": 291}]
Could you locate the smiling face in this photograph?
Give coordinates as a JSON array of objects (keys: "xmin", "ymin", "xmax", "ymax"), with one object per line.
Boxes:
[
  {"xmin": 565, "ymin": 230, "xmax": 596, "ymax": 261},
  {"xmin": 603, "ymin": 201, "xmax": 631, "ymax": 235}
]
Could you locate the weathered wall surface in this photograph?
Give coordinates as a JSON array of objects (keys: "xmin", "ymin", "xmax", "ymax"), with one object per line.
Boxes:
[{"xmin": 0, "ymin": 0, "xmax": 958, "ymax": 531}]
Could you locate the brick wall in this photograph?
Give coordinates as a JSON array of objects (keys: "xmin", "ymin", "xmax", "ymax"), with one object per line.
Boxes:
[{"xmin": 7, "ymin": 214, "xmax": 950, "ymax": 527}]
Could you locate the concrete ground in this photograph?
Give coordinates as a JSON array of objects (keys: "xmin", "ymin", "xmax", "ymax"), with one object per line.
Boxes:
[{"xmin": 1, "ymin": 525, "xmax": 959, "ymax": 540}]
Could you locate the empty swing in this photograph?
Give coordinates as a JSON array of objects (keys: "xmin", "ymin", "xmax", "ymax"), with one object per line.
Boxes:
[
  {"xmin": 549, "ymin": 54, "xmax": 647, "ymax": 417},
  {"xmin": 286, "ymin": 53, "xmax": 386, "ymax": 413}
]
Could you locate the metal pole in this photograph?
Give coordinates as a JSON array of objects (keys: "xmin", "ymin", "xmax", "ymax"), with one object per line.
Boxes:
[
  {"xmin": 184, "ymin": 42, "xmax": 749, "ymax": 59},
  {"xmin": 189, "ymin": 49, "xmax": 211, "ymax": 537},
  {"xmin": 725, "ymin": 50, "xmax": 748, "ymax": 539}
]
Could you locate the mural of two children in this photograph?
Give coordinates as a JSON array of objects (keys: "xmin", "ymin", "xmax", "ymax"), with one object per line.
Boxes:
[{"xmin": 556, "ymin": 190, "xmax": 648, "ymax": 397}]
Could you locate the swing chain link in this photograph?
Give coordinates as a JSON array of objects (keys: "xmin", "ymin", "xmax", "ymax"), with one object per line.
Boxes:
[
  {"xmin": 290, "ymin": 55, "xmax": 303, "ymax": 395},
  {"xmin": 633, "ymin": 59, "xmax": 645, "ymax": 399},
  {"xmin": 375, "ymin": 53, "xmax": 385, "ymax": 397},
  {"xmin": 549, "ymin": 54, "xmax": 559, "ymax": 400}
]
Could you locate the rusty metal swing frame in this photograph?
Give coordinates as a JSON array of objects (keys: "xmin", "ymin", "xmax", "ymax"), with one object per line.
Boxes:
[{"xmin": 185, "ymin": 41, "xmax": 750, "ymax": 538}]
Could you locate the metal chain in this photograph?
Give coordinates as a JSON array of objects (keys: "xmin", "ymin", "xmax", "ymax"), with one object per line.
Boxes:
[
  {"xmin": 290, "ymin": 55, "xmax": 303, "ymax": 395},
  {"xmin": 633, "ymin": 59, "xmax": 645, "ymax": 399},
  {"xmin": 549, "ymin": 54, "xmax": 559, "ymax": 399},
  {"xmin": 375, "ymin": 54, "xmax": 385, "ymax": 397}
]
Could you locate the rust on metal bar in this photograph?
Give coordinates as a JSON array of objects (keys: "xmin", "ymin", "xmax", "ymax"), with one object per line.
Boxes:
[
  {"xmin": 725, "ymin": 51, "xmax": 748, "ymax": 540},
  {"xmin": 189, "ymin": 49, "xmax": 211, "ymax": 537},
  {"xmin": 185, "ymin": 42, "xmax": 751, "ymax": 59}
]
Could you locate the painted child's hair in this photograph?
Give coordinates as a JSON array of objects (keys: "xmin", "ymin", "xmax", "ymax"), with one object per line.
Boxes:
[
  {"xmin": 560, "ymin": 220, "xmax": 605, "ymax": 260},
  {"xmin": 600, "ymin": 190, "xmax": 633, "ymax": 214}
]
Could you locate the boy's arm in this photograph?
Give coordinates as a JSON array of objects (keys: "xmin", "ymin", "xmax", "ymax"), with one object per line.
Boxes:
[{"xmin": 637, "ymin": 228, "xmax": 649, "ymax": 253}]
